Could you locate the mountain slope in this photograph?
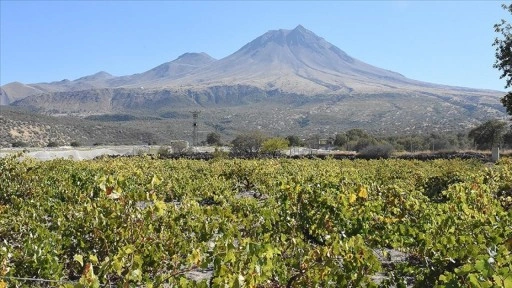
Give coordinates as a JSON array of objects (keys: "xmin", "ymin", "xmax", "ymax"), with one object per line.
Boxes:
[
  {"xmin": 107, "ymin": 52, "xmax": 217, "ymax": 87},
  {"xmin": 143, "ymin": 25, "xmax": 457, "ymax": 95},
  {"xmin": 2, "ymin": 25, "xmax": 507, "ymax": 138},
  {"xmin": 0, "ymin": 53, "xmax": 217, "ymax": 103}
]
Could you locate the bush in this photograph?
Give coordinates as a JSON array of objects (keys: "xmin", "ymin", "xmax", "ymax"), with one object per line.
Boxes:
[
  {"xmin": 358, "ymin": 144, "xmax": 394, "ymax": 159},
  {"xmin": 206, "ymin": 132, "xmax": 222, "ymax": 146},
  {"xmin": 170, "ymin": 141, "xmax": 189, "ymax": 153},
  {"xmin": 422, "ymin": 172, "xmax": 462, "ymax": 203},
  {"xmin": 261, "ymin": 137, "xmax": 289, "ymax": 155},
  {"xmin": 157, "ymin": 146, "xmax": 171, "ymax": 158},
  {"xmin": 231, "ymin": 131, "xmax": 267, "ymax": 154},
  {"xmin": 11, "ymin": 141, "xmax": 28, "ymax": 148},
  {"xmin": 212, "ymin": 147, "xmax": 229, "ymax": 160},
  {"xmin": 70, "ymin": 141, "xmax": 81, "ymax": 147},
  {"xmin": 47, "ymin": 141, "xmax": 60, "ymax": 147}
]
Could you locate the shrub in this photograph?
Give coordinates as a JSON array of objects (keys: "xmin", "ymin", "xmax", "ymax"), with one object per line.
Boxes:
[
  {"xmin": 422, "ymin": 172, "xmax": 462, "ymax": 203},
  {"xmin": 170, "ymin": 141, "xmax": 188, "ymax": 153},
  {"xmin": 70, "ymin": 141, "xmax": 81, "ymax": 147},
  {"xmin": 261, "ymin": 137, "xmax": 289, "ymax": 155},
  {"xmin": 157, "ymin": 146, "xmax": 171, "ymax": 158},
  {"xmin": 206, "ymin": 132, "xmax": 222, "ymax": 146},
  {"xmin": 47, "ymin": 141, "xmax": 60, "ymax": 147},
  {"xmin": 212, "ymin": 147, "xmax": 229, "ymax": 160},
  {"xmin": 11, "ymin": 141, "xmax": 28, "ymax": 148},
  {"xmin": 231, "ymin": 131, "xmax": 267, "ymax": 154},
  {"xmin": 358, "ymin": 144, "xmax": 394, "ymax": 159}
]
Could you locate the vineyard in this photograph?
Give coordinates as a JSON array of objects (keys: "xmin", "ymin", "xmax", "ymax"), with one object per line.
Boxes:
[{"xmin": 0, "ymin": 154, "xmax": 511, "ymax": 287}]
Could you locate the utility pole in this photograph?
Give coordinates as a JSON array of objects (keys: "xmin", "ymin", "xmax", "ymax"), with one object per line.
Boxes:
[{"xmin": 190, "ymin": 111, "xmax": 201, "ymax": 147}]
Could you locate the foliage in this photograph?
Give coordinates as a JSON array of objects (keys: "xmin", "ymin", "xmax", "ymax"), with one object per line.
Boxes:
[
  {"xmin": 0, "ymin": 155, "xmax": 511, "ymax": 287},
  {"xmin": 212, "ymin": 147, "xmax": 229, "ymax": 160},
  {"xmin": 494, "ymin": 3, "xmax": 512, "ymax": 90},
  {"xmin": 304, "ymin": 134, "xmax": 321, "ymax": 149},
  {"xmin": 169, "ymin": 141, "xmax": 188, "ymax": 153},
  {"xmin": 47, "ymin": 141, "xmax": 60, "ymax": 148},
  {"xmin": 334, "ymin": 133, "xmax": 349, "ymax": 148},
  {"xmin": 353, "ymin": 138, "xmax": 378, "ymax": 152},
  {"xmin": 285, "ymin": 135, "xmax": 304, "ymax": 147},
  {"xmin": 206, "ymin": 132, "xmax": 222, "ymax": 146},
  {"xmin": 10, "ymin": 141, "xmax": 28, "ymax": 148},
  {"xmin": 231, "ymin": 131, "xmax": 267, "ymax": 154},
  {"xmin": 346, "ymin": 128, "xmax": 370, "ymax": 141},
  {"xmin": 468, "ymin": 119, "xmax": 507, "ymax": 150},
  {"xmin": 260, "ymin": 137, "xmax": 289, "ymax": 155},
  {"xmin": 70, "ymin": 141, "xmax": 81, "ymax": 147},
  {"xmin": 494, "ymin": 3, "xmax": 512, "ymax": 115},
  {"xmin": 157, "ymin": 146, "xmax": 172, "ymax": 157},
  {"xmin": 358, "ymin": 143, "xmax": 394, "ymax": 159}
]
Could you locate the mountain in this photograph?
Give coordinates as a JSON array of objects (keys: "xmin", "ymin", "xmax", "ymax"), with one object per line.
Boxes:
[
  {"xmin": 106, "ymin": 52, "xmax": 217, "ymax": 87},
  {"xmin": 0, "ymin": 52, "xmax": 216, "ymax": 104},
  {"xmin": 154, "ymin": 25, "xmax": 414, "ymax": 93},
  {"xmin": 1, "ymin": 25, "xmax": 507, "ymax": 139}
]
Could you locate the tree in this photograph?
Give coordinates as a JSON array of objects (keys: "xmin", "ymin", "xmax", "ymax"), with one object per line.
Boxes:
[
  {"xmin": 345, "ymin": 129, "xmax": 369, "ymax": 141},
  {"xmin": 305, "ymin": 134, "xmax": 321, "ymax": 149},
  {"xmin": 334, "ymin": 133, "xmax": 348, "ymax": 148},
  {"xmin": 170, "ymin": 141, "xmax": 188, "ymax": 153},
  {"xmin": 468, "ymin": 120, "xmax": 507, "ymax": 150},
  {"xmin": 504, "ymin": 129, "xmax": 512, "ymax": 148},
  {"xmin": 494, "ymin": 4, "xmax": 512, "ymax": 115},
  {"xmin": 231, "ymin": 131, "xmax": 267, "ymax": 154},
  {"xmin": 285, "ymin": 135, "xmax": 304, "ymax": 147},
  {"xmin": 206, "ymin": 132, "xmax": 222, "ymax": 146},
  {"xmin": 261, "ymin": 137, "xmax": 290, "ymax": 155}
]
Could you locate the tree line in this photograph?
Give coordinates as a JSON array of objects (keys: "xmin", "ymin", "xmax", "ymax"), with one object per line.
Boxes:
[{"xmin": 201, "ymin": 119, "xmax": 512, "ymax": 156}]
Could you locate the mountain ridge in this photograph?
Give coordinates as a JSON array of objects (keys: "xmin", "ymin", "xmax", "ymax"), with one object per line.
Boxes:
[
  {"xmin": 1, "ymin": 25, "xmax": 507, "ymax": 138},
  {"xmin": 1, "ymin": 25, "xmax": 504, "ymax": 103}
]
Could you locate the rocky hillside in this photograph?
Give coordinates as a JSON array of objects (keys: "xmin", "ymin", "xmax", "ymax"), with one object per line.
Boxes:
[
  {"xmin": 1, "ymin": 25, "xmax": 507, "ymax": 138},
  {"xmin": 0, "ymin": 108, "xmax": 163, "ymax": 147}
]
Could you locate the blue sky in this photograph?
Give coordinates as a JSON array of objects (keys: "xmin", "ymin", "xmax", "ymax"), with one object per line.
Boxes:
[{"xmin": 0, "ymin": 1, "xmax": 509, "ymax": 91}]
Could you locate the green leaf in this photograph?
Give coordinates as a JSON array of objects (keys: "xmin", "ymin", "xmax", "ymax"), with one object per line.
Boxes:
[
  {"xmin": 225, "ymin": 250, "xmax": 236, "ymax": 263},
  {"xmin": 89, "ymin": 254, "xmax": 98, "ymax": 265},
  {"xmin": 74, "ymin": 254, "xmax": 84, "ymax": 266},
  {"xmin": 468, "ymin": 274, "xmax": 481, "ymax": 286},
  {"xmin": 474, "ymin": 260, "xmax": 486, "ymax": 272}
]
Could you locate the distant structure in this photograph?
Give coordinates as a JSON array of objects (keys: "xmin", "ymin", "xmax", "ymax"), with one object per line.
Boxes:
[{"xmin": 190, "ymin": 111, "xmax": 201, "ymax": 147}]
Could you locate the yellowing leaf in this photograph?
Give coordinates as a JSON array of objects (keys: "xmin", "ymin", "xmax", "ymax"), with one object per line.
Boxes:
[
  {"xmin": 154, "ymin": 200, "xmax": 167, "ymax": 216},
  {"xmin": 74, "ymin": 254, "xmax": 84, "ymax": 266},
  {"xmin": 358, "ymin": 186, "xmax": 368, "ymax": 199},
  {"xmin": 151, "ymin": 174, "xmax": 162, "ymax": 188},
  {"xmin": 89, "ymin": 255, "xmax": 98, "ymax": 265},
  {"xmin": 190, "ymin": 249, "xmax": 202, "ymax": 265},
  {"xmin": 349, "ymin": 193, "xmax": 357, "ymax": 204}
]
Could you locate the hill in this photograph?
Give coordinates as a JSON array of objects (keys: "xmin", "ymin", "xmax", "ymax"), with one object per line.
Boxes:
[{"xmin": 0, "ymin": 25, "xmax": 507, "ymax": 143}]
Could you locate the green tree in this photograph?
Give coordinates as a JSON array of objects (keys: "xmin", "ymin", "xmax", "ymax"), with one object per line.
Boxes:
[
  {"xmin": 231, "ymin": 131, "xmax": 267, "ymax": 154},
  {"xmin": 261, "ymin": 137, "xmax": 290, "ymax": 155},
  {"xmin": 468, "ymin": 120, "xmax": 507, "ymax": 150},
  {"xmin": 305, "ymin": 134, "xmax": 321, "ymax": 149},
  {"xmin": 334, "ymin": 133, "xmax": 349, "ymax": 148},
  {"xmin": 494, "ymin": 4, "xmax": 512, "ymax": 115},
  {"xmin": 206, "ymin": 132, "xmax": 222, "ymax": 146},
  {"xmin": 345, "ymin": 129, "xmax": 369, "ymax": 141},
  {"xmin": 285, "ymin": 135, "xmax": 304, "ymax": 147},
  {"xmin": 504, "ymin": 129, "xmax": 512, "ymax": 148}
]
